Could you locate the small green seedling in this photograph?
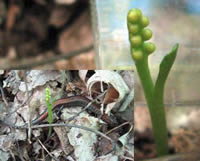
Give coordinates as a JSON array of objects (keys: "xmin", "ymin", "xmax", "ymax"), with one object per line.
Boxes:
[
  {"xmin": 45, "ymin": 88, "xmax": 56, "ymax": 137},
  {"xmin": 127, "ymin": 8, "xmax": 179, "ymax": 156}
]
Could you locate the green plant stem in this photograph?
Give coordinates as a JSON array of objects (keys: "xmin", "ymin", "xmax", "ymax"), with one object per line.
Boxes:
[
  {"xmin": 47, "ymin": 102, "xmax": 53, "ymax": 137},
  {"xmin": 135, "ymin": 55, "xmax": 154, "ymax": 106},
  {"xmin": 152, "ymin": 84, "xmax": 168, "ymax": 156},
  {"xmin": 135, "ymin": 55, "xmax": 168, "ymax": 156}
]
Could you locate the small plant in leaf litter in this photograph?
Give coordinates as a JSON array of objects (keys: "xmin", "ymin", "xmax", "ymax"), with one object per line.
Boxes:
[{"xmin": 45, "ymin": 88, "xmax": 56, "ymax": 137}]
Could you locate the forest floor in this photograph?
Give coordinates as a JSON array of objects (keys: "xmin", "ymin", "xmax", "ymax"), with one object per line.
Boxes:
[{"xmin": 0, "ymin": 0, "xmax": 95, "ymax": 69}]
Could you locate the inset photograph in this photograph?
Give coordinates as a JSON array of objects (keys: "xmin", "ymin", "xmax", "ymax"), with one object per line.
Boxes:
[{"xmin": 0, "ymin": 70, "xmax": 134, "ymax": 161}]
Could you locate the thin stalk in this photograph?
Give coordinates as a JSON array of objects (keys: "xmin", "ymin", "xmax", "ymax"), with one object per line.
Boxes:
[
  {"xmin": 135, "ymin": 55, "xmax": 154, "ymax": 107},
  {"xmin": 135, "ymin": 55, "xmax": 168, "ymax": 156},
  {"xmin": 151, "ymin": 82, "xmax": 168, "ymax": 156}
]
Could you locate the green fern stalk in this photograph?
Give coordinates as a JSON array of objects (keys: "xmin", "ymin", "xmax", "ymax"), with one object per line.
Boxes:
[
  {"xmin": 45, "ymin": 88, "xmax": 56, "ymax": 137},
  {"xmin": 127, "ymin": 8, "xmax": 179, "ymax": 156}
]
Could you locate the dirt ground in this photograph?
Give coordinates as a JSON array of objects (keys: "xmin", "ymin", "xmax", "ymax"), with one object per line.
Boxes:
[
  {"xmin": 0, "ymin": 0, "xmax": 95, "ymax": 69},
  {"xmin": 134, "ymin": 104, "xmax": 200, "ymax": 161}
]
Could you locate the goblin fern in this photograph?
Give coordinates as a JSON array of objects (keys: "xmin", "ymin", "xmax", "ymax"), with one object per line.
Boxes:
[
  {"xmin": 45, "ymin": 88, "xmax": 56, "ymax": 137},
  {"xmin": 127, "ymin": 8, "xmax": 179, "ymax": 156}
]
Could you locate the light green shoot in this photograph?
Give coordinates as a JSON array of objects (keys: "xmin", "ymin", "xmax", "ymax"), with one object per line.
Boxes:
[{"xmin": 45, "ymin": 88, "xmax": 56, "ymax": 137}]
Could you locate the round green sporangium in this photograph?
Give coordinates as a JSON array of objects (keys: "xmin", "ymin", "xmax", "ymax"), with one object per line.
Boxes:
[
  {"xmin": 127, "ymin": 8, "xmax": 142, "ymax": 23},
  {"xmin": 143, "ymin": 42, "xmax": 156, "ymax": 54},
  {"xmin": 141, "ymin": 28, "xmax": 152, "ymax": 41},
  {"xmin": 140, "ymin": 16, "xmax": 149, "ymax": 27},
  {"xmin": 130, "ymin": 35, "xmax": 142, "ymax": 47},
  {"xmin": 132, "ymin": 49, "xmax": 143, "ymax": 60},
  {"xmin": 128, "ymin": 23, "xmax": 140, "ymax": 34}
]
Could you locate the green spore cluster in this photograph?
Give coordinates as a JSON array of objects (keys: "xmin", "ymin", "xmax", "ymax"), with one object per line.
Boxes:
[{"xmin": 127, "ymin": 8, "xmax": 155, "ymax": 61}]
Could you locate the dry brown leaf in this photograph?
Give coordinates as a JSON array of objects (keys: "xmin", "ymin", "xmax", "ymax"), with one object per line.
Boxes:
[{"xmin": 103, "ymin": 86, "xmax": 119, "ymax": 104}]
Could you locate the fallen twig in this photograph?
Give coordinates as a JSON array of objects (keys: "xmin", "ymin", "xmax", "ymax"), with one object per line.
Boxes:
[
  {"xmin": 0, "ymin": 121, "xmax": 116, "ymax": 153},
  {"xmin": 6, "ymin": 45, "xmax": 93, "ymax": 70},
  {"xmin": 37, "ymin": 138, "xmax": 60, "ymax": 161}
]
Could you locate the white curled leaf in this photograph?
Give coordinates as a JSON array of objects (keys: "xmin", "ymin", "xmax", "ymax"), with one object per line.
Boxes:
[
  {"xmin": 87, "ymin": 70, "xmax": 129, "ymax": 101},
  {"xmin": 87, "ymin": 71, "xmax": 129, "ymax": 111}
]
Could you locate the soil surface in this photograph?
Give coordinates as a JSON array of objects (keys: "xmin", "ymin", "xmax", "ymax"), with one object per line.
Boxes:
[
  {"xmin": 134, "ymin": 104, "xmax": 200, "ymax": 161},
  {"xmin": 0, "ymin": 0, "xmax": 95, "ymax": 69}
]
